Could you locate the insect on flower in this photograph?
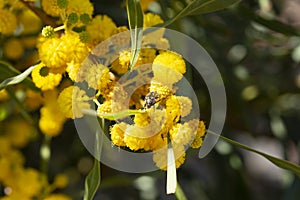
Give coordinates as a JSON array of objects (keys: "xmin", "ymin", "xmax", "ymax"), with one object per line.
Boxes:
[{"xmin": 144, "ymin": 91, "xmax": 160, "ymax": 109}]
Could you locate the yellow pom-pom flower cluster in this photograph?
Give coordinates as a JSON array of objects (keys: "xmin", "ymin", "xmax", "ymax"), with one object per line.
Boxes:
[
  {"xmin": 96, "ymin": 48, "xmax": 206, "ymax": 170},
  {"xmin": 0, "ymin": 0, "xmax": 208, "ymax": 197}
]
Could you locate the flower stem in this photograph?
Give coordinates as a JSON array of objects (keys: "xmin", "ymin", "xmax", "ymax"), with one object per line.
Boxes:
[{"xmin": 175, "ymin": 181, "xmax": 187, "ymax": 200}]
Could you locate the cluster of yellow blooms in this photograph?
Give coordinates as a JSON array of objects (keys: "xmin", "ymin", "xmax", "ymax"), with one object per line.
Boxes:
[
  {"xmin": 0, "ymin": 119, "xmax": 69, "ymax": 199},
  {"xmin": 0, "ymin": 0, "xmax": 206, "ymax": 198}
]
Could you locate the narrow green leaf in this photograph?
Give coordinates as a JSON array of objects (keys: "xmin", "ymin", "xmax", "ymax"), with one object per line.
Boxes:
[
  {"xmin": 0, "ymin": 61, "xmax": 40, "ymax": 92},
  {"xmin": 84, "ymin": 159, "xmax": 101, "ymax": 200},
  {"xmin": 161, "ymin": 0, "xmax": 241, "ymax": 28},
  {"xmin": 237, "ymin": 5, "xmax": 300, "ymax": 36},
  {"xmin": 207, "ymin": 130, "xmax": 300, "ymax": 177},
  {"xmin": 126, "ymin": 0, "xmax": 144, "ymax": 70},
  {"xmin": 175, "ymin": 181, "xmax": 187, "ymax": 200},
  {"xmin": 84, "ymin": 130, "xmax": 103, "ymax": 200}
]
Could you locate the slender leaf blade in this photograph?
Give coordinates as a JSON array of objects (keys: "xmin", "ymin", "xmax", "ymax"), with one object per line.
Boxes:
[
  {"xmin": 84, "ymin": 159, "xmax": 101, "ymax": 200},
  {"xmin": 207, "ymin": 130, "xmax": 300, "ymax": 177},
  {"xmin": 126, "ymin": 0, "xmax": 144, "ymax": 70},
  {"xmin": 185, "ymin": 0, "xmax": 241, "ymax": 16},
  {"xmin": 237, "ymin": 5, "xmax": 300, "ymax": 36},
  {"xmin": 0, "ymin": 62, "xmax": 40, "ymax": 92},
  {"xmin": 160, "ymin": 0, "xmax": 241, "ymax": 28}
]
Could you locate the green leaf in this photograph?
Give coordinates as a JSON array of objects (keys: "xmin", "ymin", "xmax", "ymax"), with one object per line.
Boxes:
[
  {"xmin": 126, "ymin": 0, "xmax": 144, "ymax": 70},
  {"xmin": 161, "ymin": 0, "xmax": 241, "ymax": 27},
  {"xmin": 84, "ymin": 130, "xmax": 103, "ymax": 200},
  {"xmin": 84, "ymin": 159, "xmax": 101, "ymax": 200},
  {"xmin": 0, "ymin": 61, "xmax": 40, "ymax": 92},
  {"xmin": 207, "ymin": 130, "xmax": 300, "ymax": 177},
  {"xmin": 175, "ymin": 181, "xmax": 187, "ymax": 200},
  {"xmin": 237, "ymin": 5, "xmax": 300, "ymax": 36}
]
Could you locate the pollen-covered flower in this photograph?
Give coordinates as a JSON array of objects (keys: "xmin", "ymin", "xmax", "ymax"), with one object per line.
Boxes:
[
  {"xmin": 38, "ymin": 32, "xmax": 89, "ymax": 69},
  {"xmin": 24, "ymin": 89, "xmax": 43, "ymax": 111},
  {"xmin": 4, "ymin": 119, "xmax": 36, "ymax": 148},
  {"xmin": 191, "ymin": 120, "xmax": 206, "ymax": 148},
  {"xmin": 86, "ymin": 15, "xmax": 117, "ymax": 47},
  {"xmin": 110, "ymin": 122, "xmax": 127, "ymax": 147},
  {"xmin": 39, "ymin": 90, "xmax": 66, "ymax": 137},
  {"xmin": 169, "ymin": 119, "xmax": 199, "ymax": 146},
  {"xmin": 0, "ymin": 89, "xmax": 9, "ymax": 101},
  {"xmin": 4, "ymin": 168, "xmax": 48, "ymax": 198},
  {"xmin": 143, "ymin": 13, "xmax": 163, "ymax": 28},
  {"xmin": 152, "ymin": 51, "xmax": 186, "ymax": 86},
  {"xmin": 124, "ymin": 125, "xmax": 152, "ymax": 151},
  {"xmin": 76, "ymin": 62, "xmax": 110, "ymax": 90},
  {"xmin": 0, "ymin": 8, "xmax": 17, "ymax": 34},
  {"xmin": 3, "ymin": 38, "xmax": 24, "ymax": 60},
  {"xmin": 31, "ymin": 63, "xmax": 64, "ymax": 91},
  {"xmin": 41, "ymin": 0, "xmax": 61, "ymax": 17},
  {"xmin": 166, "ymin": 95, "xmax": 181, "ymax": 124},
  {"xmin": 153, "ymin": 143, "xmax": 186, "ymax": 170},
  {"xmin": 176, "ymin": 96, "xmax": 192, "ymax": 117},
  {"xmin": 53, "ymin": 174, "xmax": 68, "ymax": 189},
  {"xmin": 97, "ymin": 100, "xmax": 112, "ymax": 115},
  {"xmin": 149, "ymin": 81, "xmax": 173, "ymax": 100},
  {"xmin": 66, "ymin": 0, "xmax": 94, "ymax": 17},
  {"xmin": 57, "ymin": 86, "xmax": 91, "ymax": 119}
]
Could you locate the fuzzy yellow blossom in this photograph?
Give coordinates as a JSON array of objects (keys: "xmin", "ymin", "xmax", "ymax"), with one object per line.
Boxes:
[
  {"xmin": 86, "ymin": 15, "xmax": 117, "ymax": 46},
  {"xmin": 3, "ymin": 38, "xmax": 24, "ymax": 60},
  {"xmin": 97, "ymin": 100, "xmax": 112, "ymax": 115},
  {"xmin": 0, "ymin": 89, "xmax": 9, "ymax": 101},
  {"xmin": 191, "ymin": 120, "xmax": 206, "ymax": 148},
  {"xmin": 153, "ymin": 144, "xmax": 186, "ymax": 170},
  {"xmin": 149, "ymin": 81, "xmax": 173, "ymax": 100},
  {"xmin": 124, "ymin": 109, "xmax": 167, "ymax": 151},
  {"xmin": 110, "ymin": 122, "xmax": 127, "ymax": 147},
  {"xmin": 41, "ymin": 0, "xmax": 61, "ymax": 17},
  {"xmin": 166, "ymin": 95, "xmax": 181, "ymax": 124},
  {"xmin": 53, "ymin": 174, "xmax": 69, "ymax": 188},
  {"xmin": 5, "ymin": 168, "xmax": 47, "ymax": 199},
  {"xmin": 169, "ymin": 120, "xmax": 199, "ymax": 146},
  {"xmin": 4, "ymin": 119, "xmax": 36, "ymax": 148},
  {"xmin": 32, "ymin": 63, "xmax": 63, "ymax": 91},
  {"xmin": 0, "ymin": 8, "xmax": 17, "ymax": 34},
  {"xmin": 143, "ymin": 13, "xmax": 165, "ymax": 46},
  {"xmin": 0, "ymin": 137, "xmax": 12, "ymax": 155},
  {"xmin": 58, "ymin": 86, "xmax": 91, "ymax": 119},
  {"xmin": 24, "ymin": 90, "xmax": 43, "ymax": 111},
  {"xmin": 134, "ymin": 112, "xmax": 150, "ymax": 127},
  {"xmin": 124, "ymin": 125, "xmax": 152, "ymax": 151},
  {"xmin": 143, "ymin": 13, "xmax": 163, "ymax": 28},
  {"xmin": 39, "ymin": 90, "xmax": 66, "ymax": 137},
  {"xmin": 66, "ymin": 61, "xmax": 81, "ymax": 81},
  {"xmin": 152, "ymin": 51, "xmax": 186, "ymax": 86},
  {"xmin": 176, "ymin": 96, "xmax": 192, "ymax": 117},
  {"xmin": 39, "ymin": 32, "xmax": 89, "ymax": 69},
  {"xmin": 44, "ymin": 194, "xmax": 72, "ymax": 200},
  {"xmin": 66, "ymin": 0, "xmax": 94, "ymax": 17},
  {"xmin": 76, "ymin": 62, "xmax": 110, "ymax": 89}
]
